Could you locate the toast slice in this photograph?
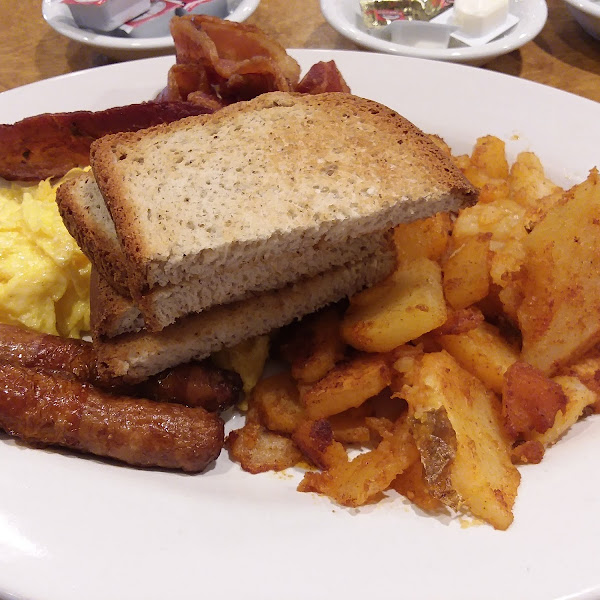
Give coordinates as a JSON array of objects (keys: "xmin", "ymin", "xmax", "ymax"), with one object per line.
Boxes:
[
  {"xmin": 58, "ymin": 171, "xmax": 393, "ymax": 332},
  {"xmin": 90, "ymin": 91, "xmax": 476, "ymax": 299},
  {"xmin": 93, "ymin": 247, "xmax": 396, "ymax": 383}
]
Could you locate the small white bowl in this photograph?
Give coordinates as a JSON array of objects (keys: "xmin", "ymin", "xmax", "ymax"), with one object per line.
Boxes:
[
  {"xmin": 320, "ymin": 0, "xmax": 548, "ymax": 65},
  {"xmin": 563, "ymin": 0, "xmax": 600, "ymax": 40},
  {"xmin": 42, "ymin": 0, "xmax": 261, "ymax": 60}
]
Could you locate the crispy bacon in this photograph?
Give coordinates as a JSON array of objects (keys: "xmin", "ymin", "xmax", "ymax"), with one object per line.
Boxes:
[
  {"xmin": 165, "ymin": 14, "xmax": 301, "ymax": 103},
  {"xmin": 0, "ymin": 101, "xmax": 214, "ymax": 181},
  {"xmin": 295, "ymin": 61, "xmax": 351, "ymax": 94}
]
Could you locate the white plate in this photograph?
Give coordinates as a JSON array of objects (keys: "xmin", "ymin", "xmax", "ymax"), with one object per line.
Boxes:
[
  {"xmin": 42, "ymin": 0, "xmax": 261, "ymax": 59},
  {"xmin": 1, "ymin": 49, "xmax": 600, "ymax": 600},
  {"xmin": 563, "ymin": 0, "xmax": 600, "ymax": 40},
  {"xmin": 320, "ymin": 0, "xmax": 548, "ymax": 64}
]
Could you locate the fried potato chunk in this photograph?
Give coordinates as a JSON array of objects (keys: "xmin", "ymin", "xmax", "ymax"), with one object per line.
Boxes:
[
  {"xmin": 403, "ymin": 351, "xmax": 520, "ymax": 530},
  {"xmin": 517, "ymin": 169, "xmax": 600, "ymax": 374},
  {"xmin": 393, "ymin": 213, "xmax": 452, "ymax": 264},
  {"xmin": 437, "ymin": 321, "xmax": 519, "ymax": 395},
  {"xmin": 299, "ymin": 354, "xmax": 390, "ymax": 420},
  {"xmin": 279, "ymin": 308, "xmax": 345, "ymax": 384},
  {"xmin": 528, "ymin": 376, "xmax": 596, "ymax": 448},
  {"xmin": 292, "ymin": 419, "xmax": 347, "ymax": 470},
  {"xmin": 227, "ymin": 420, "xmax": 302, "ymax": 474},
  {"xmin": 342, "ymin": 257, "xmax": 447, "ymax": 352},
  {"xmin": 297, "ymin": 416, "xmax": 418, "ymax": 507},
  {"xmin": 501, "ymin": 361, "xmax": 567, "ymax": 440},
  {"xmin": 442, "ymin": 233, "xmax": 492, "ymax": 310},
  {"xmin": 252, "ymin": 372, "xmax": 305, "ymax": 435}
]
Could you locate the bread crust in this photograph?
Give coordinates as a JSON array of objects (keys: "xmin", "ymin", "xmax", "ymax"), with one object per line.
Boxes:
[
  {"xmin": 94, "ymin": 248, "xmax": 396, "ymax": 383},
  {"xmin": 59, "ymin": 172, "xmax": 394, "ymax": 333},
  {"xmin": 90, "ymin": 91, "xmax": 476, "ymax": 297},
  {"xmin": 57, "ymin": 172, "xmax": 131, "ymax": 298}
]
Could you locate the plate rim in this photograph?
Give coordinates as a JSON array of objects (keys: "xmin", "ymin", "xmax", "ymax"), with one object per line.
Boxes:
[
  {"xmin": 320, "ymin": 0, "xmax": 548, "ymax": 63},
  {"xmin": 1, "ymin": 48, "xmax": 600, "ymax": 600},
  {"xmin": 42, "ymin": 0, "xmax": 261, "ymax": 52}
]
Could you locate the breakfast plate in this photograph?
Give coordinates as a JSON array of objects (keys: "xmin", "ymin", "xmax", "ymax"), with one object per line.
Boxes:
[
  {"xmin": 1, "ymin": 49, "xmax": 600, "ymax": 600},
  {"xmin": 42, "ymin": 0, "xmax": 261, "ymax": 59},
  {"xmin": 320, "ymin": 0, "xmax": 548, "ymax": 64}
]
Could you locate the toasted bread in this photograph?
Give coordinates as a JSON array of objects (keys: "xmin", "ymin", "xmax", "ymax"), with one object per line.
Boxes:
[
  {"xmin": 93, "ymin": 248, "xmax": 396, "ymax": 382},
  {"xmin": 90, "ymin": 91, "xmax": 476, "ymax": 302},
  {"xmin": 58, "ymin": 171, "xmax": 393, "ymax": 332}
]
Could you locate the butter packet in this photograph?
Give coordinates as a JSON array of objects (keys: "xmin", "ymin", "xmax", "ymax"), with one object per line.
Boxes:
[{"xmin": 359, "ymin": 0, "xmax": 453, "ymax": 28}]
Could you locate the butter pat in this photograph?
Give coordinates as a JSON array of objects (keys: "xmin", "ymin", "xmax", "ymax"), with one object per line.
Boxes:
[{"xmin": 453, "ymin": 0, "xmax": 509, "ymax": 37}]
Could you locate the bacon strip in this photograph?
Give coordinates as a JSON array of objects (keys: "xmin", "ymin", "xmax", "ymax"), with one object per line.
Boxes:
[
  {"xmin": 165, "ymin": 14, "xmax": 301, "ymax": 103},
  {"xmin": 0, "ymin": 101, "xmax": 213, "ymax": 181},
  {"xmin": 295, "ymin": 61, "xmax": 351, "ymax": 94}
]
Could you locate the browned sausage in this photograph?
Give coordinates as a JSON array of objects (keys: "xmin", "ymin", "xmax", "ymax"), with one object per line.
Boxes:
[
  {"xmin": 0, "ymin": 364, "xmax": 224, "ymax": 472},
  {"xmin": 0, "ymin": 324, "xmax": 241, "ymax": 411},
  {"xmin": 0, "ymin": 323, "xmax": 96, "ymax": 381},
  {"xmin": 141, "ymin": 362, "xmax": 241, "ymax": 412}
]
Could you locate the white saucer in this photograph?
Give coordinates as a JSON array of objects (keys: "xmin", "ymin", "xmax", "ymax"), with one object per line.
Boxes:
[
  {"xmin": 42, "ymin": 0, "xmax": 261, "ymax": 60},
  {"xmin": 320, "ymin": 0, "xmax": 548, "ymax": 65}
]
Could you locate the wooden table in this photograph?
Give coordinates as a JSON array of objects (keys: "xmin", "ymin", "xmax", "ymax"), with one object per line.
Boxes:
[{"xmin": 1, "ymin": 0, "xmax": 600, "ymax": 103}]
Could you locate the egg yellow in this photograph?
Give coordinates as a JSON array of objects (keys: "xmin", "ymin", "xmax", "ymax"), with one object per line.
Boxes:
[{"xmin": 0, "ymin": 169, "xmax": 91, "ymax": 338}]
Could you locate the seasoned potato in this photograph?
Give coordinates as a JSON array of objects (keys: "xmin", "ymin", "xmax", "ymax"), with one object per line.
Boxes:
[
  {"xmin": 470, "ymin": 135, "xmax": 510, "ymax": 180},
  {"xmin": 452, "ymin": 198, "xmax": 527, "ymax": 245},
  {"xmin": 252, "ymin": 372, "xmax": 305, "ymax": 434},
  {"xmin": 517, "ymin": 169, "xmax": 600, "ymax": 374},
  {"xmin": 328, "ymin": 404, "xmax": 373, "ymax": 444},
  {"xmin": 279, "ymin": 308, "xmax": 345, "ymax": 384},
  {"xmin": 227, "ymin": 421, "xmax": 302, "ymax": 474},
  {"xmin": 299, "ymin": 354, "xmax": 390, "ymax": 420},
  {"xmin": 509, "ymin": 151, "xmax": 563, "ymax": 211},
  {"xmin": 292, "ymin": 419, "xmax": 347, "ymax": 470},
  {"xmin": 297, "ymin": 416, "xmax": 418, "ymax": 507},
  {"xmin": 529, "ymin": 376, "xmax": 597, "ymax": 448},
  {"xmin": 403, "ymin": 351, "xmax": 520, "ymax": 530},
  {"xmin": 442, "ymin": 233, "xmax": 491, "ymax": 310},
  {"xmin": 342, "ymin": 257, "xmax": 447, "ymax": 352},
  {"xmin": 501, "ymin": 361, "xmax": 567, "ymax": 440},
  {"xmin": 561, "ymin": 345, "xmax": 600, "ymax": 411},
  {"xmin": 437, "ymin": 321, "xmax": 519, "ymax": 394},
  {"xmin": 391, "ymin": 456, "xmax": 445, "ymax": 513},
  {"xmin": 393, "ymin": 213, "xmax": 452, "ymax": 264}
]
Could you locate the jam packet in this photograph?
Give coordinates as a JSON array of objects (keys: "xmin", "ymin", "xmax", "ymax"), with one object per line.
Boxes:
[{"xmin": 359, "ymin": 0, "xmax": 453, "ymax": 27}]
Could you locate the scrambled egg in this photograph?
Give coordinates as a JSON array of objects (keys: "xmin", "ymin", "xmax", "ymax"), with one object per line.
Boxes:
[{"xmin": 0, "ymin": 169, "xmax": 91, "ymax": 338}]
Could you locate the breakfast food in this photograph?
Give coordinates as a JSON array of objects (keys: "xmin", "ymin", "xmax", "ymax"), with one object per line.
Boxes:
[
  {"xmin": 57, "ymin": 170, "xmax": 395, "ymax": 332},
  {"xmin": 0, "ymin": 170, "xmax": 91, "ymax": 337},
  {"xmin": 0, "ymin": 362, "xmax": 224, "ymax": 472},
  {"xmin": 226, "ymin": 135, "xmax": 600, "ymax": 529},
  {"xmin": 0, "ymin": 101, "xmax": 213, "ymax": 181},
  {"xmin": 54, "ymin": 90, "xmax": 476, "ymax": 387},
  {"xmin": 0, "ymin": 15, "xmax": 598, "ymax": 532},
  {"xmin": 92, "ymin": 250, "xmax": 396, "ymax": 382},
  {"xmin": 0, "ymin": 322, "xmax": 241, "ymax": 410},
  {"xmin": 82, "ymin": 92, "xmax": 476, "ymax": 323}
]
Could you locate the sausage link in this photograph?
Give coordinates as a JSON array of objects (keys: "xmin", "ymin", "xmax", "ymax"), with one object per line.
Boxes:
[
  {"xmin": 0, "ymin": 324, "xmax": 96, "ymax": 381},
  {"xmin": 0, "ymin": 364, "xmax": 224, "ymax": 472},
  {"xmin": 0, "ymin": 324, "xmax": 242, "ymax": 411}
]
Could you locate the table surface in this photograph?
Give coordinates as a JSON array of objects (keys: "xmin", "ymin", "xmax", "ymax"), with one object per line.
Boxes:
[{"xmin": 1, "ymin": 0, "xmax": 600, "ymax": 103}]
